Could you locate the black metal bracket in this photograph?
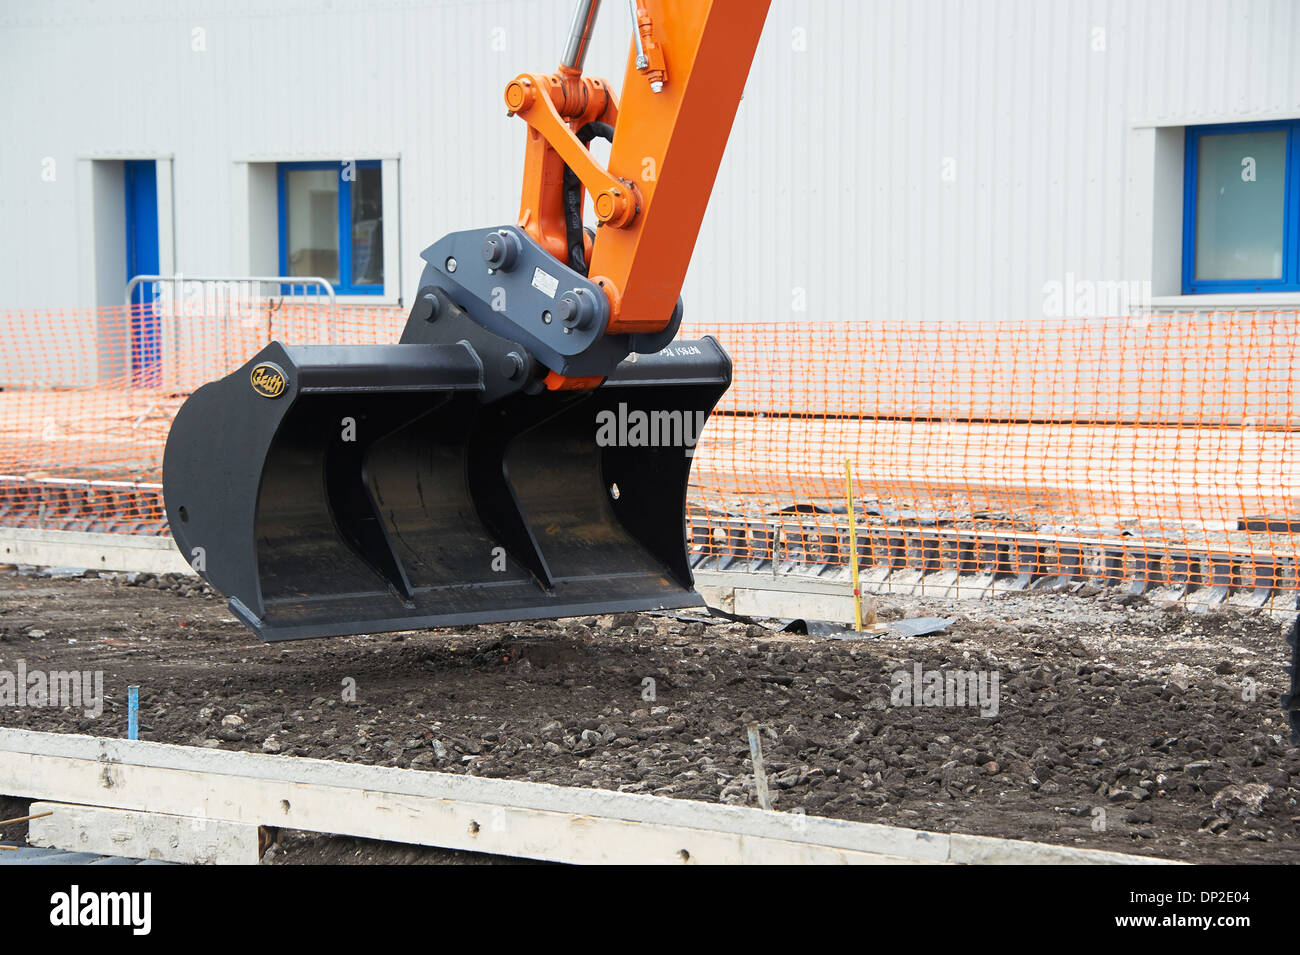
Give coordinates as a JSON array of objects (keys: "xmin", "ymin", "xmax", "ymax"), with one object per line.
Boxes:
[{"xmin": 413, "ymin": 226, "xmax": 685, "ymax": 381}]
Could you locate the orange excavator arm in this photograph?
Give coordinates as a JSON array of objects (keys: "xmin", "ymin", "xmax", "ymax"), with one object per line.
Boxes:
[{"xmin": 505, "ymin": 0, "xmax": 771, "ymax": 388}]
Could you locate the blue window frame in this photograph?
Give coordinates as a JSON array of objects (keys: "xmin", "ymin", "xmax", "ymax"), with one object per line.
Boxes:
[
  {"xmin": 1182, "ymin": 120, "xmax": 1300, "ymax": 293},
  {"xmin": 277, "ymin": 160, "xmax": 384, "ymax": 295}
]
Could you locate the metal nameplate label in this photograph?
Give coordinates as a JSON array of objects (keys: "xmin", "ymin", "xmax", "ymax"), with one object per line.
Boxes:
[{"xmin": 531, "ymin": 267, "xmax": 559, "ymax": 298}]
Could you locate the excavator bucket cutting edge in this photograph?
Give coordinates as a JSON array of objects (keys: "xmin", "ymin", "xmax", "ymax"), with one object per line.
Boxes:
[{"xmin": 162, "ymin": 337, "xmax": 731, "ymax": 642}]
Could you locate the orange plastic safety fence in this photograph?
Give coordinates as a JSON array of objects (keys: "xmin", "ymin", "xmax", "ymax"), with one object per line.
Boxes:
[
  {"xmin": 0, "ymin": 301, "xmax": 404, "ymax": 535},
  {"xmin": 0, "ymin": 304, "xmax": 1295, "ymax": 592},
  {"xmin": 681, "ymin": 314, "xmax": 1299, "ymax": 593}
]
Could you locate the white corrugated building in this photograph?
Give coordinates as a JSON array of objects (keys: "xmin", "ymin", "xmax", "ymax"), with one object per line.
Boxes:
[{"xmin": 1, "ymin": 0, "xmax": 1298, "ymax": 324}]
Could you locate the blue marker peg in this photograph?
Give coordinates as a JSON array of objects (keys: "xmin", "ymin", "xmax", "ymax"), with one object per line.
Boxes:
[{"xmin": 128, "ymin": 685, "xmax": 139, "ymax": 741}]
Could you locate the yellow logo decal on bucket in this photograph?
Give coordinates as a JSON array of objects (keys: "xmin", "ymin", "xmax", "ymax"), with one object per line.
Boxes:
[{"xmin": 250, "ymin": 362, "xmax": 288, "ymax": 398}]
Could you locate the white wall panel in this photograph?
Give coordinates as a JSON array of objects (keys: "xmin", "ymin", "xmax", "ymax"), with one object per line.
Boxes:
[{"xmin": 0, "ymin": 0, "xmax": 1297, "ymax": 324}]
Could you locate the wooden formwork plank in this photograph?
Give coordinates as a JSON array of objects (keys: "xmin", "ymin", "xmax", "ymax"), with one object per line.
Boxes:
[
  {"xmin": 28, "ymin": 801, "xmax": 262, "ymax": 865},
  {"xmin": 0, "ymin": 729, "xmax": 1174, "ymax": 866}
]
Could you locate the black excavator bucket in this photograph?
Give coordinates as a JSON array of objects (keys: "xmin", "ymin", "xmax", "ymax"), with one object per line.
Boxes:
[{"xmin": 162, "ymin": 335, "xmax": 730, "ymax": 641}]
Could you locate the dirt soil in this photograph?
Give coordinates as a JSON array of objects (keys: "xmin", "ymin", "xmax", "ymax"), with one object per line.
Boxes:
[{"xmin": 1, "ymin": 568, "xmax": 1298, "ymax": 864}]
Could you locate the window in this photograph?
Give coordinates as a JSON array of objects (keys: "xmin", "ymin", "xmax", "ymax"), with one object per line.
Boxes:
[
  {"xmin": 277, "ymin": 160, "xmax": 384, "ymax": 295},
  {"xmin": 1183, "ymin": 121, "xmax": 1300, "ymax": 293}
]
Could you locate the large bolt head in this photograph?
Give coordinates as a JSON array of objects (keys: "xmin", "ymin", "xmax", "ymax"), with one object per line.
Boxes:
[
  {"xmin": 411, "ymin": 291, "xmax": 440, "ymax": 323},
  {"xmin": 558, "ymin": 288, "xmax": 597, "ymax": 331},
  {"xmin": 500, "ymin": 351, "xmax": 526, "ymax": 380},
  {"xmin": 504, "ymin": 78, "xmax": 534, "ymax": 112},
  {"xmin": 555, "ymin": 296, "xmax": 576, "ymax": 324},
  {"xmin": 482, "ymin": 230, "xmax": 521, "ymax": 271},
  {"xmin": 593, "ymin": 186, "xmax": 635, "ymax": 228}
]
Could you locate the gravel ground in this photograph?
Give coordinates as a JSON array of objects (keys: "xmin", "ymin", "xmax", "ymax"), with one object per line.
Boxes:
[{"xmin": 0, "ymin": 568, "xmax": 1297, "ymax": 863}]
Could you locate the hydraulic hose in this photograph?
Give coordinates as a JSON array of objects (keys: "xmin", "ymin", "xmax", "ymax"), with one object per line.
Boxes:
[{"xmin": 562, "ymin": 121, "xmax": 615, "ymax": 275}]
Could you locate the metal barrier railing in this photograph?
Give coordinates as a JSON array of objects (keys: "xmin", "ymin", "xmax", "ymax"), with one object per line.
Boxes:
[
  {"xmin": 124, "ymin": 273, "xmax": 336, "ymax": 311},
  {"xmin": 122, "ymin": 273, "xmax": 337, "ymax": 388}
]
